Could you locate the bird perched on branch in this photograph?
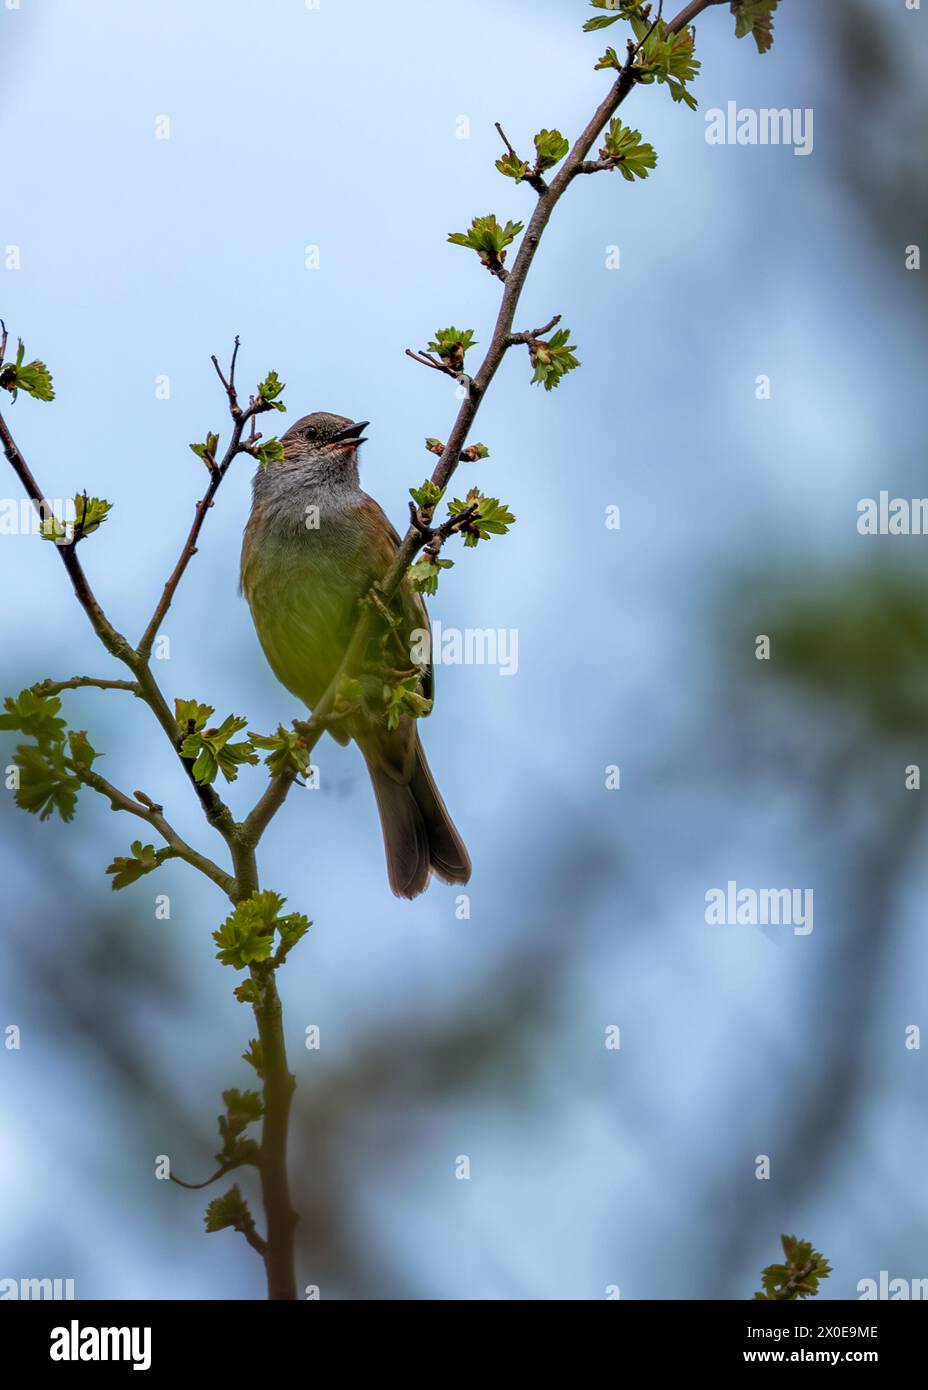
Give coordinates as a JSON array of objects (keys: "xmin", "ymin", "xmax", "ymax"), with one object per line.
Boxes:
[{"xmin": 241, "ymin": 411, "xmax": 471, "ymax": 898}]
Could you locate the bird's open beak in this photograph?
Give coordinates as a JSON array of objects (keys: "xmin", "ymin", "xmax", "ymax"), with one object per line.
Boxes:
[{"xmin": 331, "ymin": 419, "xmax": 369, "ymax": 449}]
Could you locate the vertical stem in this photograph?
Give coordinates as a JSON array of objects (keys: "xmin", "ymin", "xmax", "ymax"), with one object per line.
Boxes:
[
  {"xmin": 253, "ymin": 972, "xmax": 298, "ymax": 1300},
  {"xmin": 233, "ymin": 839, "xmax": 298, "ymax": 1300}
]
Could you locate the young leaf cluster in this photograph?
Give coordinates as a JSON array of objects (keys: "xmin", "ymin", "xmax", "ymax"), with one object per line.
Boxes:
[
  {"xmin": 600, "ymin": 118, "xmax": 658, "ymax": 180},
  {"xmin": 448, "ymin": 215, "xmax": 524, "ymax": 274},
  {"xmin": 755, "ymin": 1235, "xmax": 832, "ymax": 1301},
  {"xmin": 107, "ymin": 840, "xmax": 175, "ymax": 891},
  {"xmin": 0, "ymin": 688, "xmax": 95, "ymax": 822},
  {"xmin": 447, "ymin": 489, "xmax": 515, "ymax": 546},
  {"xmin": 496, "ymin": 129, "xmax": 570, "ymax": 184},
  {"xmin": 213, "ymin": 890, "xmax": 311, "ymax": 974},
  {"xmin": 529, "ymin": 329, "xmax": 580, "ymax": 391},
  {"xmin": 0, "ymin": 338, "xmax": 55, "ymax": 403},
  {"xmin": 176, "ymin": 698, "xmax": 258, "ymax": 785},
  {"xmin": 383, "ymin": 674, "xmax": 432, "ymax": 732},
  {"xmin": 39, "ymin": 494, "xmax": 112, "ymax": 545},
  {"xmin": 427, "ymin": 328, "xmax": 477, "ymax": 373}
]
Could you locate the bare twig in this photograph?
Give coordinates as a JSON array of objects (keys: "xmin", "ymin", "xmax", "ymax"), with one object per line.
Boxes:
[
  {"xmin": 507, "ymin": 314, "xmax": 563, "ymax": 347},
  {"xmin": 495, "ymin": 122, "xmax": 548, "ymax": 196},
  {"xmin": 33, "ymin": 676, "xmax": 142, "ymax": 699},
  {"xmin": 138, "ymin": 343, "xmax": 258, "ymax": 658},
  {"xmin": 211, "ymin": 334, "xmax": 243, "ymax": 419},
  {"xmin": 71, "ymin": 762, "xmax": 237, "ymax": 896},
  {"xmin": 169, "ymin": 1157, "xmax": 256, "ymax": 1191},
  {"xmin": 0, "ymin": 412, "xmax": 136, "ymax": 664},
  {"xmin": 404, "ymin": 348, "xmax": 462, "ymax": 381}
]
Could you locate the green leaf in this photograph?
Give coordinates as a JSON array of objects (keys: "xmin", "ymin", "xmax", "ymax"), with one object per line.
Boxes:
[
  {"xmin": 595, "ymin": 46, "xmax": 623, "ymax": 72},
  {"xmin": 496, "ymin": 151, "xmax": 530, "ymax": 181},
  {"xmin": 72, "ymin": 494, "xmax": 112, "ymax": 538},
  {"xmin": 448, "ymin": 214, "xmax": 524, "ymax": 272},
  {"xmin": 35, "ymin": 495, "xmax": 111, "ymax": 544},
  {"xmin": 221, "ymin": 1087, "xmax": 264, "ymax": 1128},
  {"xmin": 257, "ymin": 370, "xmax": 287, "ymax": 411},
  {"xmin": 427, "ymin": 327, "xmax": 477, "ymax": 370},
  {"xmin": 277, "ymin": 911, "xmax": 311, "ymax": 955},
  {"xmin": 755, "ymin": 1234, "xmax": 832, "ymax": 1301},
  {"xmin": 214, "ymin": 1094, "xmax": 262, "ymax": 1165},
  {"xmin": 213, "ymin": 889, "xmax": 310, "ymax": 970},
  {"xmin": 233, "ymin": 979, "xmax": 257, "ymax": 1006},
  {"xmin": 242, "ymin": 1039, "xmax": 264, "ymax": 1077},
  {"xmin": 204, "ymin": 1185, "xmax": 251, "ymax": 1234},
  {"xmin": 175, "ymin": 698, "xmax": 214, "ymax": 732},
  {"xmin": 13, "ymin": 743, "xmax": 80, "ymax": 822},
  {"xmin": 0, "ymin": 688, "xmax": 67, "ymax": 745},
  {"xmin": 67, "ymin": 728, "xmax": 99, "ymax": 769},
  {"xmin": 213, "ymin": 894, "xmax": 280, "ymax": 970},
  {"xmin": 632, "ymin": 19, "xmax": 701, "ymax": 110},
  {"xmin": 600, "ymin": 118, "xmax": 658, "ymax": 180},
  {"xmin": 409, "ymin": 556, "xmax": 454, "ymax": 596},
  {"xmin": 39, "ymin": 513, "xmax": 68, "ymax": 543},
  {"xmin": 106, "ymin": 840, "xmax": 171, "ymax": 891},
  {"xmin": 583, "ymin": 1, "xmax": 644, "ymax": 31},
  {"xmin": 529, "ymin": 328, "xmax": 580, "ymax": 391},
  {"xmin": 409, "ymin": 479, "xmax": 446, "ymax": 510},
  {"xmin": 0, "ymin": 339, "xmax": 55, "ymax": 402},
  {"xmin": 189, "ymin": 431, "xmax": 220, "ymax": 467},
  {"xmin": 383, "ymin": 674, "xmax": 432, "ymax": 732},
  {"xmin": 248, "ymin": 725, "xmax": 310, "ymax": 779},
  {"xmin": 534, "ymin": 128, "xmax": 570, "ymax": 172},
  {"xmin": 181, "ymin": 713, "xmax": 258, "ymax": 785},
  {"xmin": 447, "ymin": 488, "xmax": 516, "ymax": 547},
  {"xmin": 256, "ymin": 436, "xmax": 285, "ymax": 470},
  {"xmin": 731, "ymin": 0, "xmax": 779, "ymax": 54}
]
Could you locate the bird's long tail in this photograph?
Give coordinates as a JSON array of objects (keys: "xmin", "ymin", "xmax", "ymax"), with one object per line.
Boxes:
[{"xmin": 361, "ymin": 737, "xmax": 471, "ymax": 899}]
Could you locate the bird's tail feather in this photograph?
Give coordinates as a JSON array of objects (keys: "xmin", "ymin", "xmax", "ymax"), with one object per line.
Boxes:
[
  {"xmin": 362, "ymin": 739, "xmax": 471, "ymax": 899},
  {"xmin": 410, "ymin": 741, "xmax": 471, "ymax": 887}
]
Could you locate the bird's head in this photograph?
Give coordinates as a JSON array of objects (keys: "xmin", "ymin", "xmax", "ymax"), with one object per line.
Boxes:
[{"xmin": 279, "ymin": 411, "xmax": 369, "ymax": 464}]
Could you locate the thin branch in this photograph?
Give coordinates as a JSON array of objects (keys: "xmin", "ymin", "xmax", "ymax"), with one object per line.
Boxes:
[
  {"xmin": 404, "ymin": 348, "xmax": 461, "ymax": 381},
  {"xmin": 33, "ymin": 676, "xmax": 142, "ymax": 699},
  {"xmin": 235, "ymin": 1214, "xmax": 268, "ymax": 1259},
  {"xmin": 138, "ymin": 342, "xmax": 256, "ymax": 658},
  {"xmin": 71, "ymin": 762, "xmax": 237, "ymax": 896},
  {"xmin": 169, "ymin": 1158, "xmax": 255, "ymax": 1191},
  {"xmin": 239, "ymin": 773, "xmax": 298, "ymax": 851},
  {"xmin": 507, "ymin": 313, "xmax": 562, "ymax": 347},
  {"xmin": 575, "ymin": 158, "xmax": 618, "ymax": 175},
  {"xmin": 210, "ymin": 334, "xmax": 243, "ymax": 419},
  {"xmin": 494, "ymin": 120, "xmax": 519, "ymax": 161},
  {"xmin": 0, "ymin": 411, "xmax": 136, "ymax": 665}
]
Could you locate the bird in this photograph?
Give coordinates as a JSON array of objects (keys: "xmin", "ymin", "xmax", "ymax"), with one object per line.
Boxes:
[{"xmin": 240, "ymin": 410, "xmax": 471, "ymax": 899}]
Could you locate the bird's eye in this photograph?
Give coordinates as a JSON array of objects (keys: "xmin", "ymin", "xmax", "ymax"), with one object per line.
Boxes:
[{"xmin": 305, "ymin": 425, "xmax": 318, "ymax": 441}]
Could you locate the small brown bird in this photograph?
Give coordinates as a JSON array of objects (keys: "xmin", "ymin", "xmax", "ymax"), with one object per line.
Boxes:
[{"xmin": 240, "ymin": 411, "xmax": 471, "ymax": 898}]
